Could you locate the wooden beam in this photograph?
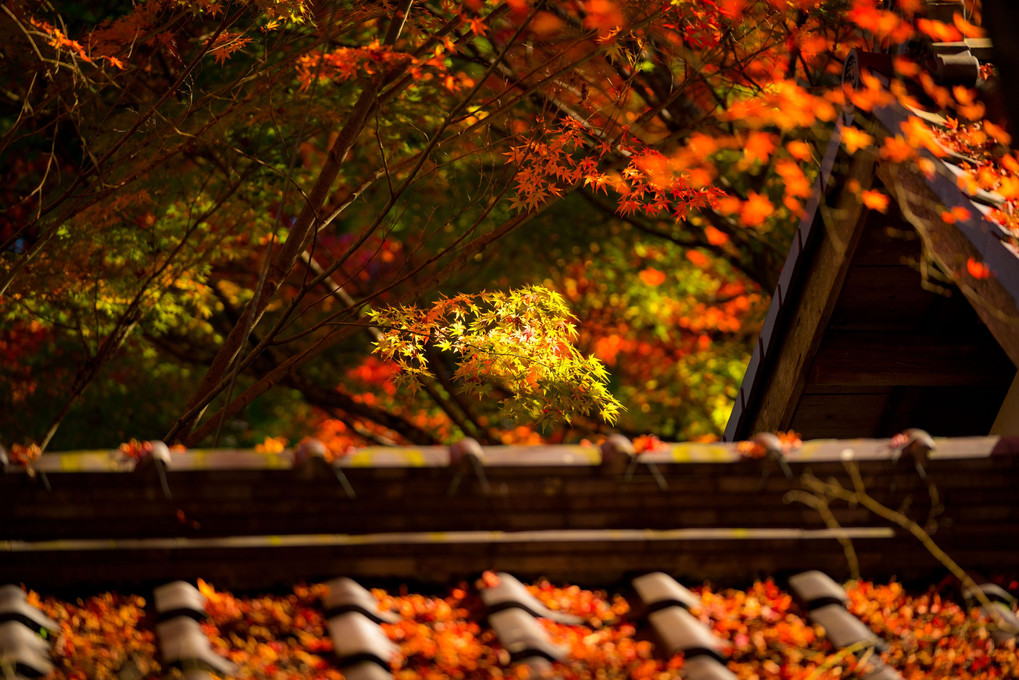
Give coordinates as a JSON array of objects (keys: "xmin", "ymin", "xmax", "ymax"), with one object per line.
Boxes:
[
  {"xmin": 789, "ymin": 392, "xmax": 892, "ymax": 439},
  {"xmin": 808, "ymin": 330, "xmax": 1014, "ymax": 387},
  {"xmin": 743, "ymin": 146, "xmax": 878, "ymax": 434},
  {"xmin": 828, "ymin": 265, "xmax": 941, "ymax": 331}
]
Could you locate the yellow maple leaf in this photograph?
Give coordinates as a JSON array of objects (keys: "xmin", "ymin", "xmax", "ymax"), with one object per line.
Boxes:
[{"xmin": 842, "ymin": 127, "xmax": 874, "ymax": 154}]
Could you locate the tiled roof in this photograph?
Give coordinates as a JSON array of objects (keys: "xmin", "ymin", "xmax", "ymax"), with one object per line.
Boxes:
[
  {"xmin": 5, "ymin": 569, "xmax": 1019, "ymax": 679},
  {"xmin": 4, "ymin": 434, "xmax": 1019, "ymax": 677}
]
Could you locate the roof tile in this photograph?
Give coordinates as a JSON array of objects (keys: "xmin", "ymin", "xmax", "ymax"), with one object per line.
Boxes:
[{"xmin": 321, "ymin": 577, "xmax": 399, "ymax": 624}]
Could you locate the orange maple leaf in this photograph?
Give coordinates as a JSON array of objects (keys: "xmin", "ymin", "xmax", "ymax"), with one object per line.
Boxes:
[
  {"xmin": 952, "ymin": 85, "xmax": 976, "ymax": 107},
  {"xmin": 197, "ymin": 578, "xmax": 221, "ymax": 603},
  {"xmin": 880, "ymin": 135, "xmax": 913, "ymax": 163},
  {"xmin": 584, "ymin": 0, "xmax": 626, "ymax": 38},
  {"xmin": 984, "ymin": 121, "xmax": 1012, "ymax": 146},
  {"xmin": 529, "ymin": 11, "xmax": 565, "ymax": 37},
  {"xmin": 786, "ymin": 140, "xmax": 812, "ymax": 162},
  {"xmin": 468, "ymin": 16, "xmax": 487, "ymax": 37},
  {"xmin": 842, "ymin": 127, "xmax": 874, "ymax": 154},
  {"xmin": 892, "ymin": 57, "xmax": 919, "ymax": 77},
  {"xmin": 716, "ymin": 196, "xmax": 741, "ymax": 216},
  {"xmin": 719, "ymin": 0, "xmax": 747, "ymax": 19},
  {"xmin": 849, "ymin": 0, "xmax": 913, "ymax": 41},
  {"xmin": 901, "ymin": 116, "xmax": 947, "ymax": 157},
  {"xmin": 917, "ymin": 18, "xmax": 962, "ymax": 42},
  {"xmin": 941, "ymin": 206, "xmax": 970, "ymax": 224},
  {"xmin": 953, "ymin": 12, "xmax": 986, "ymax": 39},
  {"xmin": 845, "ymin": 75, "xmax": 895, "ymax": 111},
  {"xmin": 797, "ymin": 33, "xmax": 828, "ymax": 56},
  {"xmin": 686, "ymin": 250, "xmax": 711, "ymax": 267},
  {"xmin": 638, "ymin": 268, "xmax": 667, "ymax": 287},
  {"xmin": 775, "ymin": 160, "xmax": 812, "ymax": 199},
  {"xmin": 997, "ymin": 176, "xmax": 1019, "ymax": 200},
  {"xmin": 966, "ymin": 257, "xmax": 992, "ymax": 279},
  {"xmin": 744, "ymin": 131, "xmax": 776, "ymax": 165},
  {"xmin": 740, "ymin": 191, "xmax": 774, "ymax": 227},
  {"xmin": 894, "ymin": 0, "xmax": 923, "ymax": 14},
  {"xmin": 704, "ymin": 225, "xmax": 729, "ymax": 246},
  {"xmin": 861, "ymin": 189, "xmax": 889, "ymax": 212},
  {"xmin": 686, "ymin": 132, "xmax": 720, "ymax": 158},
  {"xmin": 958, "ymin": 102, "xmax": 986, "ymax": 122}
]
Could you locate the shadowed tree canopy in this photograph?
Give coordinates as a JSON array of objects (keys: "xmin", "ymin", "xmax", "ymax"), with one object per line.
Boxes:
[{"xmin": 0, "ymin": 0, "xmax": 1010, "ymax": 452}]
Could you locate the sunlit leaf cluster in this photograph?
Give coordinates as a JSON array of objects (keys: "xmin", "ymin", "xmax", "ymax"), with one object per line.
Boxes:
[{"xmin": 371, "ymin": 286, "xmax": 623, "ymax": 426}]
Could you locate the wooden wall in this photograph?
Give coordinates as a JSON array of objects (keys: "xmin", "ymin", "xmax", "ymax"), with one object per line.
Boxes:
[{"xmin": 2, "ymin": 437, "xmax": 1017, "ymax": 590}]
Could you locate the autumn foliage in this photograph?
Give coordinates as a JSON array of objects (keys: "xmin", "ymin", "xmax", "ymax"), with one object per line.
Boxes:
[
  {"xmin": 0, "ymin": 0, "xmax": 1013, "ymax": 450},
  {"xmin": 25, "ymin": 576, "xmax": 1019, "ymax": 679}
]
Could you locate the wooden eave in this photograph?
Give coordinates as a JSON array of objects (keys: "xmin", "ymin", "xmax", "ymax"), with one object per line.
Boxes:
[{"xmin": 725, "ymin": 104, "xmax": 1019, "ymax": 442}]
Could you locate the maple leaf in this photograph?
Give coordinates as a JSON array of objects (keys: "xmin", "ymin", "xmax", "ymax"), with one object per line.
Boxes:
[
  {"xmin": 737, "ymin": 131, "xmax": 774, "ymax": 168},
  {"xmin": 953, "ymin": 12, "xmax": 986, "ymax": 38},
  {"xmin": 719, "ymin": 0, "xmax": 747, "ymax": 19},
  {"xmin": 786, "ymin": 140, "xmax": 812, "ymax": 162},
  {"xmin": 211, "ymin": 32, "xmax": 252, "ymax": 65},
  {"xmin": 901, "ymin": 116, "xmax": 948, "ymax": 157},
  {"xmin": 958, "ymin": 101, "xmax": 985, "ymax": 122},
  {"xmin": 842, "ymin": 127, "xmax": 874, "ymax": 154},
  {"xmin": 646, "ymin": 192, "xmax": 670, "ymax": 215},
  {"xmin": 635, "ymin": 151, "xmax": 672, "ymax": 188},
  {"xmin": 846, "ymin": 75, "xmax": 895, "ymax": 111},
  {"xmin": 530, "ymin": 11, "xmax": 565, "ymax": 37},
  {"xmin": 584, "ymin": 173, "xmax": 611, "ymax": 194},
  {"xmin": 984, "ymin": 121, "xmax": 1012, "ymax": 146},
  {"xmin": 638, "ymin": 268, "xmax": 666, "ymax": 287},
  {"xmin": 893, "ymin": 57, "xmax": 920, "ymax": 77},
  {"xmin": 881, "ymin": 135, "xmax": 913, "ymax": 163},
  {"xmin": 467, "ymin": 16, "xmax": 487, "ymax": 37},
  {"xmin": 849, "ymin": 0, "xmax": 913, "ymax": 41},
  {"xmin": 952, "ymin": 85, "xmax": 976, "ymax": 107},
  {"xmin": 775, "ymin": 160, "xmax": 811, "ymax": 199},
  {"xmin": 740, "ymin": 191, "xmax": 774, "ymax": 227},
  {"xmin": 716, "ymin": 195, "xmax": 741, "ymax": 216},
  {"xmin": 617, "ymin": 198, "xmax": 640, "ymax": 217},
  {"xmin": 584, "ymin": 0, "xmax": 626, "ymax": 38},
  {"xmin": 704, "ymin": 225, "xmax": 729, "ymax": 246},
  {"xmin": 686, "ymin": 250, "xmax": 711, "ymax": 267},
  {"xmin": 743, "ymin": 131, "xmax": 776, "ymax": 165},
  {"xmin": 917, "ymin": 17, "xmax": 962, "ymax": 42},
  {"xmin": 941, "ymin": 206, "xmax": 970, "ymax": 224},
  {"xmin": 966, "ymin": 257, "xmax": 993, "ymax": 279},
  {"xmin": 860, "ymin": 189, "xmax": 889, "ymax": 213},
  {"xmin": 687, "ymin": 132, "xmax": 720, "ymax": 158},
  {"xmin": 797, "ymin": 32, "xmax": 828, "ymax": 57}
]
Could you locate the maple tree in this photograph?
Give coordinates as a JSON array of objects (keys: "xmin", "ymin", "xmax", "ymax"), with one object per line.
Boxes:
[{"xmin": 0, "ymin": 0, "xmax": 1012, "ymax": 450}]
